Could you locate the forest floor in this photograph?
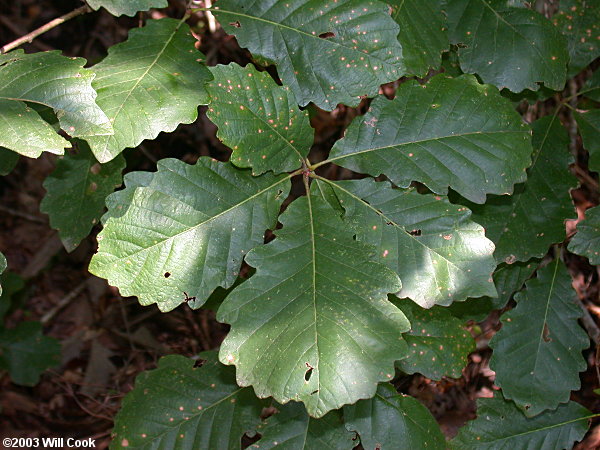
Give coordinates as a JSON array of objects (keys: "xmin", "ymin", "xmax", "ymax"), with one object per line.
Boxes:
[{"xmin": 0, "ymin": 1, "xmax": 599, "ymax": 448}]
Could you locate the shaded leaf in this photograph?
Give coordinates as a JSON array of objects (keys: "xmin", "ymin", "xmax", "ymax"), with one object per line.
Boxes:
[
  {"xmin": 0, "ymin": 147, "xmax": 19, "ymax": 175},
  {"xmin": 0, "ymin": 100, "xmax": 69, "ymax": 158},
  {"xmin": 87, "ymin": 0, "xmax": 168, "ymax": 16},
  {"xmin": 344, "ymin": 383, "xmax": 446, "ymax": 450},
  {"xmin": 446, "ymin": 0, "xmax": 568, "ymax": 92},
  {"xmin": 321, "ymin": 178, "xmax": 496, "ymax": 307},
  {"xmin": 213, "ymin": 0, "xmax": 405, "ymax": 110},
  {"xmin": 459, "ymin": 116, "xmax": 576, "ymax": 263},
  {"xmin": 112, "ymin": 353, "xmax": 266, "ymax": 450},
  {"xmin": 485, "ymin": 259, "xmax": 539, "ymax": 310},
  {"xmin": 554, "ymin": 0, "xmax": 600, "ymax": 76},
  {"xmin": 389, "ymin": 0, "xmax": 448, "ymax": 76},
  {"xmin": 574, "ymin": 109, "xmax": 600, "ymax": 173},
  {"xmin": 206, "ymin": 63, "xmax": 311, "ymax": 174},
  {"xmin": 0, "ymin": 252, "xmax": 5, "ymax": 297},
  {"xmin": 217, "ymin": 183, "xmax": 407, "ymax": 417},
  {"xmin": 582, "ymin": 69, "xmax": 600, "ymax": 102},
  {"xmin": 255, "ymin": 402, "xmax": 354, "ymax": 449},
  {"xmin": 489, "ymin": 259, "xmax": 588, "ymax": 417},
  {"xmin": 568, "ymin": 206, "xmax": 600, "ymax": 265},
  {"xmin": 89, "ymin": 157, "xmax": 289, "ymax": 312},
  {"xmin": 451, "ymin": 394, "xmax": 590, "ymax": 450},
  {"xmin": 0, "ymin": 321, "xmax": 61, "ymax": 386},
  {"xmin": 325, "ymin": 74, "xmax": 532, "ymax": 203},
  {"xmin": 0, "ymin": 50, "xmax": 112, "ymax": 149},
  {"xmin": 394, "ymin": 297, "xmax": 474, "ymax": 380},
  {"xmin": 0, "ymin": 271, "xmax": 25, "ymax": 323},
  {"xmin": 41, "ymin": 144, "xmax": 125, "ymax": 252},
  {"xmin": 85, "ymin": 19, "xmax": 212, "ymax": 162}
]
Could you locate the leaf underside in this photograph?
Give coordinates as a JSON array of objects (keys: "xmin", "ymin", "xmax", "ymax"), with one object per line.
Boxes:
[
  {"xmin": 89, "ymin": 157, "xmax": 289, "ymax": 312},
  {"xmin": 84, "ymin": 19, "xmax": 213, "ymax": 163},
  {"xmin": 489, "ymin": 259, "xmax": 589, "ymax": 417},
  {"xmin": 327, "ymin": 74, "xmax": 533, "ymax": 204},
  {"xmin": 213, "ymin": 0, "xmax": 405, "ymax": 110},
  {"xmin": 217, "ymin": 182, "xmax": 408, "ymax": 418},
  {"xmin": 111, "ymin": 353, "xmax": 266, "ymax": 450},
  {"xmin": 446, "ymin": 0, "xmax": 568, "ymax": 92},
  {"xmin": 206, "ymin": 63, "xmax": 312, "ymax": 175}
]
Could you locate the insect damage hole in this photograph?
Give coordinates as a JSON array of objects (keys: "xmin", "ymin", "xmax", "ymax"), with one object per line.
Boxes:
[
  {"xmin": 304, "ymin": 362, "xmax": 314, "ymax": 381},
  {"xmin": 318, "ymin": 31, "xmax": 336, "ymax": 39},
  {"xmin": 408, "ymin": 229, "xmax": 422, "ymax": 236},
  {"xmin": 229, "ymin": 21, "xmax": 241, "ymax": 28},
  {"xmin": 164, "ymin": 272, "xmax": 171, "ymax": 278}
]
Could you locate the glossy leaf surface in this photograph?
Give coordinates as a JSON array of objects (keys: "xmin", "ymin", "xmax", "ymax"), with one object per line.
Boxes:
[
  {"xmin": 90, "ymin": 157, "xmax": 289, "ymax": 312},
  {"xmin": 255, "ymin": 402, "xmax": 354, "ymax": 449},
  {"xmin": 213, "ymin": 0, "xmax": 405, "ymax": 110},
  {"xmin": 446, "ymin": 0, "xmax": 568, "ymax": 92},
  {"xmin": 326, "ymin": 75, "xmax": 532, "ymax": 203},
  {"xmin": 462, "ymin": 116, "xmax": 576, "ymax": 263},
  {"xmin": 87, "ymin": 0, "xmax": 168, "ymax": 16},
  {"xmin": 85, "ymin": 19, "xmax": 212, "ymax": 162},
  {"xmin": 489, "ymin": 259, "xmax": 588, "ymax": 417},
  {"xmin": 218, "ymin": 184, "xmax": 408, "ymax": 418},
  {"xmin": 206, "ymin": 63, "xmax": 311, "ymax": 174},
  {"xmin": 112, "ymin": 353, "xmax": 266, "ymax": 449},
  {"xmin": 344, "ymin": 384, "xmax": 445, "ymax": 450},
  {"xmin": 321, "ymin": 178, "xmax": 496, "ymax": 307}
]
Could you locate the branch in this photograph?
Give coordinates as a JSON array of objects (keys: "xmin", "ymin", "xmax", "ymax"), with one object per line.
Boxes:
[{"xmin": 1, "ymin": 5, "xmax": 91, "ymax": 54}]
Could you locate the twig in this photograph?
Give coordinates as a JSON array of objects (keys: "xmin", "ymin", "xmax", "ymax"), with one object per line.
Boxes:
[
  {"xmin": 0, "ymin": 204, "xmax": 47, "ymax": 224},
  {"xmin": 41, "ymin": 279, "xmax": 89, "ymax": 324},
  {"xmin": 575, "ymin": 297, "xmax": 600, "ymax": 346},
  {"xmin": 1, "ymin": 5, "xmax": 91, "ymax": 54}
]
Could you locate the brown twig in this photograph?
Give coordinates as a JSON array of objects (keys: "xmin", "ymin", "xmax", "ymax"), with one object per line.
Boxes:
[{"xmin": 1, "ymin": 5, "xmax": 91, "ymax": 54}]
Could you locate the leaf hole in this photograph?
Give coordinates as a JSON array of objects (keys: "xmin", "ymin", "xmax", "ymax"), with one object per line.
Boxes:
[
  {"xmin": 408, "ymin": 229, "xmax": 422, "ymax": 236},
  {"xmin": 310, "ymin": 389, "xmax": 319, "ymax": 395},
  {"xmin": 164, "ymin": 272, "xmax": 171, "ymax": 278},
  {"xmin": 193, "ymin": 358, "xmax": 206, "ymax": 368},
  {"xmin": 229, "ymin": 21, "xmax": 241, "ymax": 28},
  {"xmin": 304, "ymin": 362, "xmax": 314, "ymax": 381},
  {"xmin": 542, "ymin": 323, "xmax": 552, "ymax": 342},
  {"xmin": 318, "ymin": 31, "xmax": 336, "ymax": 39}
]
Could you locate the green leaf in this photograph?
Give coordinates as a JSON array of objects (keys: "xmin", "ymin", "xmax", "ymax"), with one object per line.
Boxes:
[
  {"xmin": 320, "ymin": 178, "xmax": 496, "ymax": 307},
  {"xmin": 568, "ymin": 206, "xmax": 600, "ymax": 264},
  {"xmin": 84, "ymin": 19, "xmax": 213, "ymax": 163},
  {"xmin": 87, "ymin": 0, "xmax": 168, "ymax": 16},
  {"xmin": 446, "ymin": 0, "xmax": 568, "ymax": 92},
  {"xmin": 451, "ymin": 394, "xmax": 591, "ymax": 450},
  {"xmin": 574, "ymin": 109, "xmax": 600, "ymax": 173},
  {"xmin": 0, "ymin": 147, "xmax": 19, "ymax": 175},
  {"xmin": 485, "ymin": 259, "xmax": 539, "ymax": 310},
  {"xmin": 0, "ymin": 271, "xmax": 25, "ymax": 322},
  {"xmin": 40, "ymin": 144, "xmax": 125, "ymax": 252},
  {"xmin": 393, "ymin": 298, "xmax": 474, "ymax": 380},
  {"xmin": 255, "ymin": 402, "xmax": 355, "ymax": 449},
  {"xmin": 554, "ymin": 0, "xmax": 600, "ymax": 76},
  {"xmin": 489, "ymin": 259, "xmax": 588, "ymax": 417},
  {"xmin": 582, "ymin": 69, "xmax": 600, "ymax": 102},
  {"xmin": 206, "ymin": 63, "xmax": 311, "ymax": 175},
  {"xmin": 0, "ymin": 50, "xmax": 112, "ymax": 143},
  {"xmin": 89, "ymin": 157, "xmax": 289, "ymax": 312},
  {"xmin": 325, "ymin": 74, "xmax": 532, "ymax": 203},
  {"xmin": 0, "ymin": 100, "xmax": 69, "ymax": 158},
  {"xmin": 213, "ymin": 0, "xmax": 405, "ymax": 110},
  {"xmin": 217, "ymin": 183, "xmax": 408, "ymax": 418},
  {"xmin": 112, "ymin": 353, "xmax": 266, "ymax": 449},
  {"xmin": 389, "ymin": 0, "xmax": 448, "ymax": 76},
  {"xmin": 0, "ymin": 252, "xmax": 5, "ymax": 297},
  {"xmin": 0, "ymin": 321, "xmax": 61, "ymax": 386},
  {"xmin": 458, "ymin": 116, "xmax": 576, "ymax": 263},
  {"xmin": 344, "ymin": 383, "xmax": 446, "ymax": 450}
]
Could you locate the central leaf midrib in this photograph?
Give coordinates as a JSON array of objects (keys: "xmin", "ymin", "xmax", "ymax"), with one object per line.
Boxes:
[{"xmin": 103, "ymin": 175, "xmax": 291, "ymax": 262}]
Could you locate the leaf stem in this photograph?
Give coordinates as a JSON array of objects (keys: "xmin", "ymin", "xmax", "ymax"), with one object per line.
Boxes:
[{"xmin": 1, "ymin": 5, "xmax": 91, "ymax": 54}]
